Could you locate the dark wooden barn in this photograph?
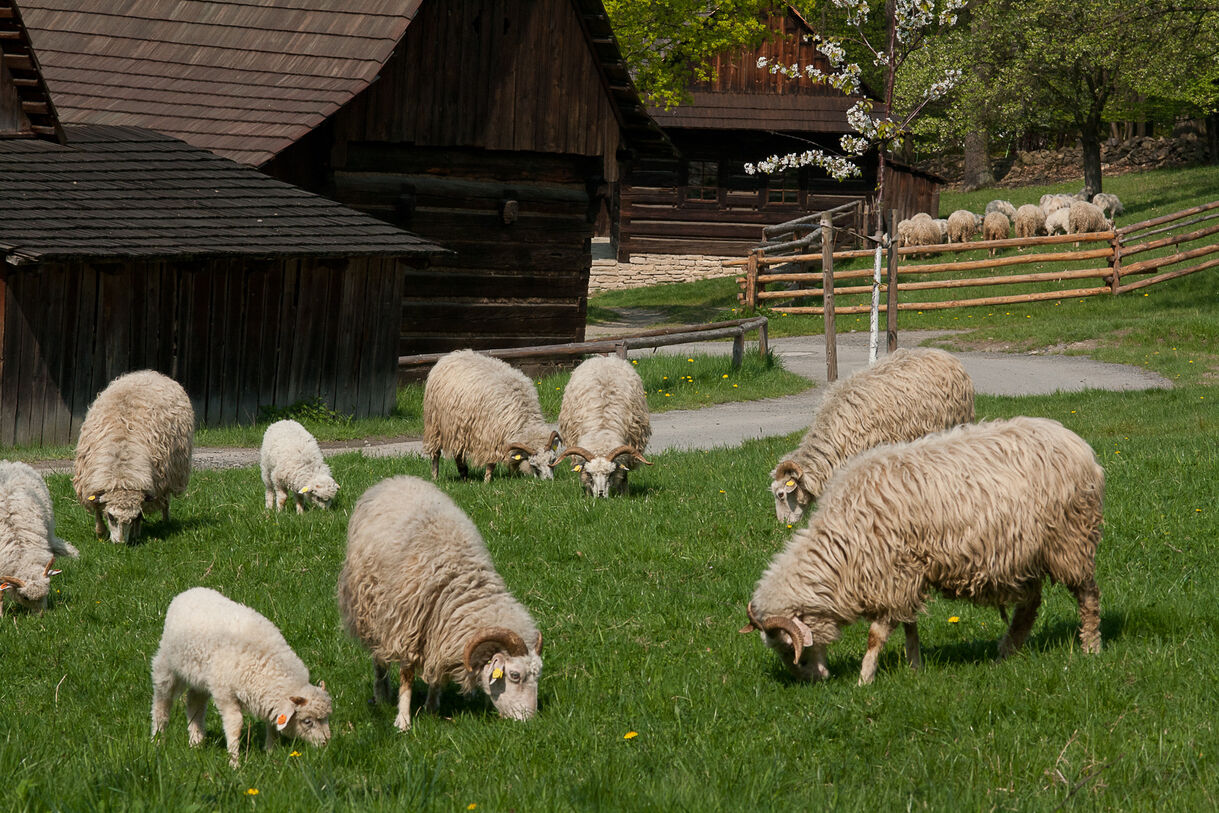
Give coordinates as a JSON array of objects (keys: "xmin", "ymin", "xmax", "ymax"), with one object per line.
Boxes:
[
  {"xmin": 621, "ymin": 6, "xmax": 942, "ymax": 259},
  {"xmin": 21, "ymin": 0, "xmax": 670, "ymax": 356},
  {"xmin": 0, "ymin": 0, "xmax": 442, "ymax": 447}
]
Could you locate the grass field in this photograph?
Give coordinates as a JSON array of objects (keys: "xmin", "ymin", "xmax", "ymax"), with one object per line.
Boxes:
[{"xmin": 2, "ymin": 380, "xmax": 1216, "ymax": 810}]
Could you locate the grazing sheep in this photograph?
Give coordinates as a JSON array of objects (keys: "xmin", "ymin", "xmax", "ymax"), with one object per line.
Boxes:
[
  {"xmin": 1014, "ymin": 204, "xmax": 1047, "ymax": 239},
  {"xmin": 1091, "ymin": 192, "xmax": 1124, "ymax": 220},
  {"xmin": 946, "ymin": 209, "xmax": 979, "ymax": 243},
  {"xmin": 423, "ymin": 350, "xmax": 560, "ymax": 483},
  {"xmin": 745, "ymin": 417, "xmax": 1104, "ymax": 685},
  {"xmin": 337, "ymin": 476, "xmax": 543, "ymax": 730},
  {"xmin": 73, "ymin": 370, "xmax": 194, "ymax": 544},
  {"xmin": 769, "ymin": 348, "xmax": 974, "ymax": 526},
  {"xmin": 151, "ymin": 587, "xmax": 332, "ymax": 767},
  {"xmin": 259, "ymin": 420, "xmax": 339, "ymax": 513},
  {"xmin": 934, "ymin": 218, "xmax": 950, "ymax": 242},
  {"xmin": 1039, "ymin": 193, "xmax": 1075, "ymax": 214},
  {"xmin": 897, "ymin": 212, "xmax": 942, "ymax": 248},
  {"xmin": 1068, "ymin": 200, "xmax": 1111, "ymax": 236},
  {"xmin": 0, "ymin": 461, "xmax": 78, "ymax": 615},
  {"xmin": 985, "ymin": 200, "xmax": 1018, "ymax": 222},
  {"xmin": 551, "ymin": 356, "xmax": 652, "ymax": 497},
  {"xmin": 981, "ymin": 211, "xmax": 1011, "ymax": 255},
  {"xmin": 1045, "ymin": 207, "xmax": 1071, "ymax": 236}
]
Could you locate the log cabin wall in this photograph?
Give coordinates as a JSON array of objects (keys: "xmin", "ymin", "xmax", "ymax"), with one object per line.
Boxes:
[{"xmin": 0, "ymin": 256, "xmax": 404, "ymax": 447}]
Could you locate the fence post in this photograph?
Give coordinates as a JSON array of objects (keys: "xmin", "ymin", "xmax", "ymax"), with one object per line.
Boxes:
[
  {"xmin": 757, "ymin": 319, "xmax": 769, "ymax": 359},
  {"xmin": 615, "ymin": 342, "xmax": 628, "ymax": 360},
  {"xmin": 744, "ymin": 250, "xmax": 760, "ymax": 310},
  {"xmin": 886, "ymin": 208, "xmax": 899, "ymax": 351},
  {"xmin": 731, "ymin": 330, "xmax": 744, "ymax": 369},
  {"xmin": 822, "ymin": 213, "xmax": 837, "ymax": 382},
  {"xmin": 1109, "ymin": 233, "xmax": 1123, "ymax": 294}
]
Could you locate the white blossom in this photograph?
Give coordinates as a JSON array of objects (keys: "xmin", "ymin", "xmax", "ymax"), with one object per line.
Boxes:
[{"xmin": 756, "ymin": 56, "xmax": 769, "ymax": 69}]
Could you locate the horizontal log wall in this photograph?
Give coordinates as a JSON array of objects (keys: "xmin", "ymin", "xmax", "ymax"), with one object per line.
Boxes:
[{"xmin": 0, "ymin": 256, "xmax": 403, "ymax": 447}]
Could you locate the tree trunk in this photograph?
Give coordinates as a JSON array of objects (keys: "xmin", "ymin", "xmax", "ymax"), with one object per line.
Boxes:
[
  {"xmin": 1208, "ymin": 112, "xmax": 1219, "ymax": 165},
  {"xmin": 962, "ymin": 128, "xmax": 994, "ymax": 191},
  {"xmin": 1080, "ymin": 117, "xmax": 1104, "ymax": 197}
]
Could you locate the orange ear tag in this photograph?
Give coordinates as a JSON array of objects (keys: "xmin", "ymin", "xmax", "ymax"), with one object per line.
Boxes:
[{"xmin": 276, "ymin": 714, "xmax": 289, "ymax": 726}]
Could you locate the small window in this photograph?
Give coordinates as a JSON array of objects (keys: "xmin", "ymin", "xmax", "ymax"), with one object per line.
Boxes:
[
  {"xmin": 767, "ymin": 170, "xmax": 799, "ymax": 204},
  {"xmin": 686, "ymin": 160, "xmax": 719, "ymax": 202}
]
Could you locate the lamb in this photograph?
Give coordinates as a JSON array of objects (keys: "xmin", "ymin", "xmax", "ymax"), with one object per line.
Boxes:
[
  {"xmin": 1044, "ymin": 207, "xmax": 1071, "ymax": 236},
  {"xmin": 946, "ymin": 209, "xmax": 979, "ymax": 243},
  {"xmin": 985, "ymin": 200, "xmax": 1017, "ymax": 222},
  {"xmin": 981, "ymin": 211, "xmax": 1010, "ymax": 255},
  {"xmin": 551, "ymin": 356, "xmax": 652, "ymax": 497},
  {"xmin": 337, "ymin": 475, "xmax": 543, "ymax": 730},
  {"xmin": 1091, "ymin": 192, "xmax": 1124, "ymax": 220},
  {"xmin": 1068, "ymin": 200, "xmax": 1111, "ymax": 236},
  {"xmin": 73, "ymin": 370, "xmax": 194, "ymax": 544},
  {"xmin": 1014, "ymin": 204, "xmax": 1047, "ymax": 239},
  {"xmin": 151, "ymin": 586, "xmax": 332, "ymax": 767},
  {"xmin": 769, "ymin": 348, "xmax": 974, "ymax": 526},
  {"xmin": 0, "ymin": 461, "xmax": 78, "ymax": 615},
  {"xmin": 423, "ymin": 350, "xmax": 560, "ymax": 483},
  {"xmin": 744, "ymin": 417, "xmax": 1103, "ymax": 685},
  {"xmin": 259, "ymin": 419, "xmax": 339, "ymax": 512}
]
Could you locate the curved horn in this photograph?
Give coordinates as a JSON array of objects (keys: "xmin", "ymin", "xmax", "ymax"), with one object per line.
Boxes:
[
  {"xmin": 547, "ymin": 430, "xmax": 561, "ymax": 451},
  {"xmin": 533, "ymin": 630, "xmax": 543, "ymax": 655},
  {"xmin": 505, "ymin": 443, "xmax": 535, "ymax": 460},
  {"xmin": 760, "ymin": 616, "xmax": 805, "ymax": 666},
  {"xmin": 463, "ymin": 627, "xmax": 528, "ymax": 672},
  {"xmin": 43, "ymin": 558, "xmax": 60, "ymax": 577},
  {"xmin": 550, "ymin": 447, "xmax": 593, "ymax": 468},
  {"xmin": 0, "ymin": 575, "xmax": 26, "ymax": 589},
  {"xmin": 774, "ymin": 460, "xmax": 804, "ymax": 482},
  {"xmin": 607, "ymin": 445, "xmax": 653, "ymax": 467},
  {"xmin": 739, "ymin": 601, "xmax": 764, "ymax": 634}
]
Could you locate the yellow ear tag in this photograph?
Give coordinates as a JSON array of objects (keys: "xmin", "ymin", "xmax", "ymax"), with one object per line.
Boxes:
[
  {"xmin": 300, "ymin": 485, "xmax": 310, "ymax": 493},
  {"xmin": 513, "ymin": 454, "xmax": 523, "ymax": 461},
  {"xmin": 88, "ymin": 495, "xmax": 97, "ymax": 502},
  {"xmin": 276, "ymin": 714, "xmax": 288, "ymax": 726},
  {"xmin": 573, "ymin": 464, "xmax": 582, "ymax": 472},
  {"xmin": 785, "ymin": 479, "xmax": 796, "ymax": 487},
  {"xmin": 491, "ymin": 668, "xmax": 504, "ymax": 680}
]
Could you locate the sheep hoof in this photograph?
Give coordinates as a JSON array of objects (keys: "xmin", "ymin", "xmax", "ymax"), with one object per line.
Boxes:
[{"xmin": 393, "ymin": 714, "xmax": 412, "ymax": 731}]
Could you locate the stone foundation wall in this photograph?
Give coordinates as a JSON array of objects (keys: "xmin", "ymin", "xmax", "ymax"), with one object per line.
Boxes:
[{"xmin": 589, "ymin": 253, "xmax": 738, "ymax": 292}]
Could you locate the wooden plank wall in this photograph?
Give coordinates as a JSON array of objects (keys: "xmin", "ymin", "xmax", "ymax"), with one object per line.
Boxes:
[
  {"xmin": 696, "ymin": 10, "xmax": 845, "ymax": 98},
  {"xmin": 332, "ymin": 144, "xmax": 597, "ymax": 356},
  {"xmin": 337, "ymin": 0, "xmax": 622, "ymax": 179},
  {"xmin": 0, "ymin": 257, "xmax": 403, "ymax": 447}
]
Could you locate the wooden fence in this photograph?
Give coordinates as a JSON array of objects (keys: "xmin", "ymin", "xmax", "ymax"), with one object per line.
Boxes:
[{"xmin": 731, "ymin": 200, "xmax": 1219, "ymax": 316}]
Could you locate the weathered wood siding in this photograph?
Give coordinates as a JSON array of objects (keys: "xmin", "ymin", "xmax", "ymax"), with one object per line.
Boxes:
[
  {"xmin": 0, "ymin": 59, "xmax": 27, "ymax": 134},
  {"xmin": 0, "ymin": 257, "xmax": 404, "ymax": 447}
]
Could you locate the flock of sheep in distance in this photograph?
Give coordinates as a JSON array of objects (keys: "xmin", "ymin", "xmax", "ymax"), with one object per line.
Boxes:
[
  {"xmin": 897, "ymin": 191, "xmax": 1125, "ymax": 254},
  {"xmin": 0, "ymin": 343, "xmax": 1105, "ymax": 766}
]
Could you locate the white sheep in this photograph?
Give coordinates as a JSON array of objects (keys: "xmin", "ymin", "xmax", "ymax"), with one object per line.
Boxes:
[
  {"xmin": 985, "ymin": 200, "xmax": 1017, "ymax": 222},
  {"xmin": 0, "ymin": 461, "xmax": 78, "ymax": 615},
  {"xmin": 1014, "ymin": 204, "xmax": 1047, "ymax": 239},
  {"xmin": 745, "ymin": 417, "xmax": 1103, "ymax": 685},
  {"xmin": 770, "ymin": 348, "xmax": 974, "ymax": 526},
  {"xmin": 551, "ymin": 356, "xmax": 652, "ymax": 497},
  {"xmin": 1091, "ymin": 192, "xmax": 1124, "ymax": 220},
  {"xmin": 259, "ymin": 420, "xmax": 338, "ymax": 512},
  {"xmin": 337, "ymin": 475, "xmax": 543, "ymax": 731},
  {"xmin": 1043, "ymin": 207, "xmax": 1069, "ymax": 236},
  {"xmin": 423, "ymin": 350, "xmax": 560, "ymax": 483},
  {"xmin": 73, "ymin": 370, "xmax": 194, "ymax": 544},
  {"xmin": 897, "ymin": 213, "xmax": 942, "ymax": 248},
  {"xmin": 1068, "ymin": 200, "xmax": 1111, "ymax": 236},
  {"xmin": 150, "ymin": 587, "xmax": 332, "ymax": 767},
  {"xmin": 946, "ymin": 209, "xmax": 979, "ymax": 243},
  {"xmin": 981, "ymin": 211, "xmax": 1010, "ymax": 256},
  {"xmin": 1039, "ymin": 193, "xmax": 1075, "ymax": 214}
]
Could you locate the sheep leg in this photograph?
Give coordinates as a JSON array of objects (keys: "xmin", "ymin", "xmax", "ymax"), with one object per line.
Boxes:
[
  {"xmin": 185, "ymin": 688, "xmax": 210, "ymax": 747},
  {"xmin": 394, "ymin": 664, "xmax": 413, "ymax": 731},
  {"xmin": 373, "ymin": 661, "xmax": 394, "ymax": 705},
  {"xmin": 158, "ymin": 497, "xmax": 170, "ymax": 523},
  {"xmin": 455, "ymin": 455, "xmax": 469, "ymax": 479},
  {"xmin": 997, "ymin": 588, "xmax": 1043, "ymax": 658},
  {"xmin": 430, "ymin": 452, "xmax": 441, "ymax": 480},
  {"xmin": 424, "ymin": 683, "xmax": 442, "ymax": 714},
  {"xmin": 274, "ymin": 488, "xmax": 289, "ymax": 512},
  {"xmin": 264, "ymin": 488, "xmax": 275, "ymax": 510},
  {"xmin": 1071, "ymin": 579, "xmax": 1102, "ymax": 654},
  {"xmin": 215, "ymin": 695, "xmax": 246, "ymax": 767},
  {"xmin": 903, "ymin": 621, "xmax": 922, "ymax": 671},
  {"xmin": 859, "ymin": 618, "xmax": 897, "ymax": 685},
  {"xmin": 294, "ymin": 493, "xmax": 305, "ymax": 515},
  {"xmin": 483, "ymin": 463, "xmax": 494, "ymax": 483},
  {"xmin": 92, "ymin": 505, "xmax": 105, "ymax": 538},
  {"xmin": 150, "ymin": 670, "xmax": 184, "ymax": 739}
]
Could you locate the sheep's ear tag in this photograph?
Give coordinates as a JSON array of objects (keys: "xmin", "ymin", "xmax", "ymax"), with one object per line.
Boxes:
[
  {"xmin": 299, "ymin": 486, "xmax": 310, "ymax": 494},
  {"xmin": 785, "ymin": 479, "xmax": 796, "ymax": 488},
  {"xmin": 550, "ymin": 438, "xmax": 560, "ymax": 452},
  {"xmin": 276, "ymin": 712, "xmax": 291, "ymax": 731},
  {"xmin": 512, "ymin": 454, "xmax": 524, "ymax": 461},
  {"xmin": 491, "ymin": 667, "xmax": 504, "ymax": 681},
  {"xmin": 573, "ymin": 464, "xmax": 582, "ymax": 472},
  {"xmin": 0, "ymin": 582, "xmax": 10, "ymax": 592},
  {"xmin": 87, "ymin": 494, "xmax": 97, "ymax": 502},
  {"xmin": 618, "ymin": 463, "xmax": 628, "ymax": 471}
]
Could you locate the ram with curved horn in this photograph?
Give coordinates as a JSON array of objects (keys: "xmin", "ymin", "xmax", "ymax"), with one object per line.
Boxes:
[
  {"xmin": 338, "ymin": 476, "xmax": 544, "ymax": 730},
  {"xmin": 0, "ymin": 461, "xmax": 77, "ymax": 615},
  {"xmin": 769, "ymin": 348, "xmax": 974, "ymax": 525},
  {"xmin": 556, "ymin": 356, "xmax": 652, "ymax": 497}
]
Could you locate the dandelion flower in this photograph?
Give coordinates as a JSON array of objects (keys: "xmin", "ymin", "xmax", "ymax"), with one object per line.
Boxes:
[
  {"xmin": 624, "ymin": 731, "xmax": 639, "ymax": 739},
  {"xmin": 245, "ymin": 789, "xmax": 260, "ymax": 796},
  {"xmin": 468, "ymin": 805, "xmax": 478, "ymax": 810},
  {"xmin": 722, "ymin": 374, "xmax": 729, "ymax": 379},
  {"xmin": 289, "ymin": 750, "xmax": 301, "ymax": 757},
  {"xmin": 733, "ymin": 384, "xmax": 738, "ymax": 388},
  {"xmin": 948, "ymin": 616, "xmax": 960, "ymax": 623},
  {"xmin": 687, "ymin": 358, "xmax": 694, "ymax": 362}
]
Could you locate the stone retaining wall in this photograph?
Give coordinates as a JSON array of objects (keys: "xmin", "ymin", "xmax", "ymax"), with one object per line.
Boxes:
[{"xmin": 589, "ymin": 253, "xmax": 738, "ymax": 292}]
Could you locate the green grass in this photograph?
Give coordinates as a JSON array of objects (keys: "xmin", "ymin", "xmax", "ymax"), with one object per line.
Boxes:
[
  {"xmin": 3, "ymin": 383, "xmax": 1217, "ymax": 809},
  {"xmin": 589, "ymin": 164, "xmax": 1219, "ymax": 385},
  {"xmin": 2, "ymin": 352, "xmax": 811, "ymax": 460}
]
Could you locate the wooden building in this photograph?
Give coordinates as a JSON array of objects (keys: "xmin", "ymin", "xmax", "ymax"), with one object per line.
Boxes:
[
  {"xmin": 621, "ymin": 6, "xmax": 942, "ymax": 259},
  {"xmin": 21, "ymin": 0, "xmax": 671, "ymax": 356},
  {"xmin": 1, "ymin": 0, "xmax": 442, "ymax": 447}
]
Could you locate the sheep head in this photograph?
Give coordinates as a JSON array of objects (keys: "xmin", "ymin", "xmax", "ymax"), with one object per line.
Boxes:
[
  {"xmin": 298, "ymin": 476, "xmax": 339, "ymax": 509},
  {"xmin": 505, "ymin": 431, "xmax": 561, "ymax": 480},
  {"xmin": 739, "ymin": 602, "xmax": 829, "ymax": 682},
  {"xmin": 0, "ymin": 558, "xmax": 60, "ymax": 612},
  {"xmin": 273, "ymin": 680, "xmax": 332, "ymax": 748},
  {"xmin": 463, "ymin": 627, "xmax": 543, "ymax": 721},
  {"xmin": 88, "ymin": 489, "xmax": 147, "ymax": 544},
  {"xmin": 553, "ymin": 445, "xmax": 652, "ymax": 497},
  {"xmin": 770, "ymin": 460, "xmax": 814, "ymax": 525}
]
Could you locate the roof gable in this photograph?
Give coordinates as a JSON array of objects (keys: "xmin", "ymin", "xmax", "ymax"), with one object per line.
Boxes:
[{"xmin": 0, "ymin": 0, "xmax": 63, "ymax": 141}]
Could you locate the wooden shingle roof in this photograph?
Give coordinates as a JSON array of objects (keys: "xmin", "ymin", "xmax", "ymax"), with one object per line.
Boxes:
[
  {"xmin": 19, "ymin": 0, "xmax": 422, "ymax": 166},
  {"xmin": 0, "ymin": 124, "xmax": 443, "ymax": 265},
  {"xmin": 0, "ymin": 0, "xmax": 63, "ymax": 141}
]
